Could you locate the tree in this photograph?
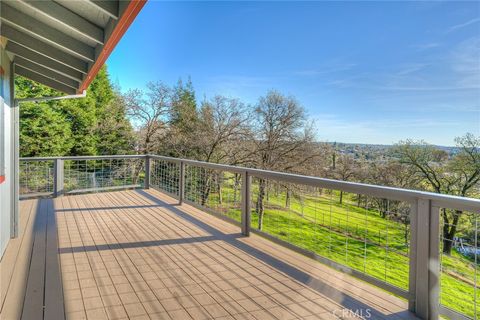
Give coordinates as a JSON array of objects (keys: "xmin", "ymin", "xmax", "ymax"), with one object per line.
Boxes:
[
  {"xmin": 366, "ymin": 160, "xmax": 421, "ymax": 242},
  {"xmin": 124, "ymin": 82, "xmax": 171, "ymax": 154},
  {"xmin": 17, "ymin": 66, "xmax": 134, "ymax": 157},
  {"xmin": 197, "ymin": 96, "xmax": 252, "ymax": 164},
  {"xmin": 395, "ymin": 133, "xmax": 480, "ymax": 254},
  {"xmin": 60, "ymin": 96, "xmax": 97, "ymax": 155},
  {"xmin": 165, "ymin": 78, "xmax": 201, "ymax": 158},
  {"xmin": 170, "ymin": 78, "xmax": 197, "ymax": 132},
  {"xmin": 251, "ymin": 90, "xmax": 317, "ymax": 230},
  {"xmin": 96, "ymin": 94, "xmax": 135, "ymax": 155},
  {"xmin": 333, "ymin": 154, "xmax": 356, "ymax": 204},
  {"xmin": 194, "ymin": 95, "xmax": 252, "ymax": 205},
  {"xmin": 20, "ymin": 102, "xmax": 72, "ymax": 157},
  {"xmin": 91, "ymin": 67, "xmax": 134, "ymax": 155}
]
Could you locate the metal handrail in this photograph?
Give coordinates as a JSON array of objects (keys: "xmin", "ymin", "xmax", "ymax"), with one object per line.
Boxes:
[
  {"xmin": 149, "ymin": 155, "xmax": 480, "ymax": 213},
  {"xmin": 19, "ymin": 154, "xmax": 480, "ymax": 212},
  {"xmin": 20, "ymin": 155, "xmax": 145, "ymax": 161},
  {"xmin": 19, "ymin": 154, "xmax": 480, "ymax": 319}
]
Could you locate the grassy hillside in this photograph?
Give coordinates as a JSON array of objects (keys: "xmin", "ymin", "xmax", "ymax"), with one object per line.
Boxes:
[{"xmin": 189, "ymin": 177, "xmax": 478, "ymax": 319}]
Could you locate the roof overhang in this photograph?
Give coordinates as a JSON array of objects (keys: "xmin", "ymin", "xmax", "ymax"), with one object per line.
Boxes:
[{"xmin": 0, "ymin": 0, "xmax": 146, "ymax": 94}]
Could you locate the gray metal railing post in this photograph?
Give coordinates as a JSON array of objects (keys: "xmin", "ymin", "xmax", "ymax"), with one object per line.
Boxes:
[
  {"xmin": 241, "ymin": 171, "xmax": 251, "ymax": 236},
  {"xmin": 409, "ymin": 198, "xmax": 440, "ymax": 319},
  {"xmin": 54, "ymin": 158, "xmax": 64, "ymax": 197},
  {"xmin": 144, "ymin": 155, "xmax": 150, "ymax": 189},
  {"xmin": 179, "ymin": 161, "xmax": 185, "ymax": 205}
]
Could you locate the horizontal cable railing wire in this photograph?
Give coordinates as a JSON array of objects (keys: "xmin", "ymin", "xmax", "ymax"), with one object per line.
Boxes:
[
  {"xmin": 249, "ymin": 178, "xmax": 411, "ymax": 293},
  {"xmin": 184, "ymin": 164, "xmax": 243, "ymax": 223},
  {"xmin": 439, "ymin": 208, "xmax": 479, "ymax": 319},
  {"xmin": 63, "ymin": 158, "xmax": 145, "ymax": 193},
  {"xmin": 19, "ymin": 159, "xmax": 55, "ymax": 197},
  {"xmin": 148, "ymin": 155, "xmax": 479, "ymax": 212},
  {"xmin": 150, "ymin": 158, "xmax": 180, "ymax": 197},
  {"xmin": 20, "ymin": 156, "xmax": 146, "ymax": 197},
  {"xmin": 19, "ymin": 154, "xmax": 480, "ymax": 319}
]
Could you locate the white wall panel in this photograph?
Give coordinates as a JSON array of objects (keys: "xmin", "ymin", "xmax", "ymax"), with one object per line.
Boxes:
[{"xmin": 0, "ymin": 47, "xmax": 13, "ymax": 257}]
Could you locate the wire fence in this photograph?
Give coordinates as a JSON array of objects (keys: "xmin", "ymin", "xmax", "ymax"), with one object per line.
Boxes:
[
  {"xmin": 184, "ymin": 164, "xmax": 243, "ymax": 223},
  {"xmin": 19, "ymin": 155, "xmax": 480, "ymax": 319},
  {"xmin": 19, "ymin": 159, "xmax": 55, "ymax": 196},
  {"xmin": 64, "ymin": 158, "xmax": 144, "ymax": 193},
  {"xmin": 439, "ymin": 208, "xmax": 479, "ymax": 319},
  {"xmin": 19, "ymin": 157, "xmax": 145, "ymax": 196},
  {"xmin": 150, "ymin": 158, "xmax": 180, "ymax": 197},
  {"xmin": 249, "ymin": 178, "xmax": 411, "ymax": 291}
]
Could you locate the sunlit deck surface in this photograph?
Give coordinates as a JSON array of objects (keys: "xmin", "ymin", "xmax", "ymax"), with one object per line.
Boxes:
[{"xmin": 2, "ymin": 189, "xmax": 418, "ymax": 320}]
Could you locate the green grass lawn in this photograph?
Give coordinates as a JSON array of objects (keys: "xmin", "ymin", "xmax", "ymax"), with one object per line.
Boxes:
[{"xmin": 185, "ymin": 175, "xmax": 478, "ymax": 319}]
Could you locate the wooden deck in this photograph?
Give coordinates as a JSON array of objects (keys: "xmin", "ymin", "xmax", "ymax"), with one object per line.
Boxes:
[{"xmin": 1, "ymin": 189, "xmax": 418, "ymax": 320}]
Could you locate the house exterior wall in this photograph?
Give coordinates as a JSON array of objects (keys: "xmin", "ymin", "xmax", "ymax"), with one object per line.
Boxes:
[{"xmin": 0, "ymin": 46, "xmax": 14, "ymax": 257}]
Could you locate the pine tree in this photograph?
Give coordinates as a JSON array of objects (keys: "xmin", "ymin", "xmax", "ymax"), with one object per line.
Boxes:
[
  {"xmin": 17, "ymin": 66, "xmax": 134, "ymax": 157},
  {"xmin": 20, "ymin": 102, "xmax": 73, "ymax": 157},
  {"xmin": 166, "ymin": 77, "xmax": 200, "ymax": 158},
  {"xmin": 91, "ymin": 67, "xmax": 134, "ymax": 155},
  {"xmin": 170, "ymin": 77, "xmax": 198, "ymax": 132}
]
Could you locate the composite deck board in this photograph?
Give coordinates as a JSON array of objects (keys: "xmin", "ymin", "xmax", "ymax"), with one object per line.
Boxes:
[
  {"xmin": 44, "ymin": 198, "xmax": 65, "ymax": 320},
  {"xmin": 135, "ymin": 190, "xmax": 410, "ymax": 314},
  {"xmin": 0, "ymin": 200, "xmax": 36, "ymax": 319},
  {"xmin": 121, "ymin": 190, "xmax": 415, "ymax": 319},
  {"xmin": 21, "ymin": 198, "xmax": 48, "ymax": 320},
  {"xmin": 2, "ymin": 189, "xmax": 419, "ymax": 320}
]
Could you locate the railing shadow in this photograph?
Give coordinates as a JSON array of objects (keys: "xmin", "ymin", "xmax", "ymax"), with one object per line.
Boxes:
[
  {"xmin": 58, "ymin": 234, "xmax": 240, "ymax": 254},
  {"xmin": 56, "ymin": 204, "xmax": 168, "ymax": 212}
]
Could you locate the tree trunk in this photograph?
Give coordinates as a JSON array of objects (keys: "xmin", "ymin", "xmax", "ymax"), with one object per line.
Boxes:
[
  {"xmin": 380, "ymin": 199, "xmax": 388, "ymax": 218},
  {"xmin": 217, "ymin": 173, "xmax": 223, "ymax": 205},
  {"xmin": 266, "ymin": 181, "xmax": 269, "ymax": 201},
  {"xmin": 404, "ymin": 221, "xmax": 410, "ymax": 245},
  {"xmin": 200, "ymin": 173, "xmax": 212, "ymax": 206},
  {"xmin": 339, "ymin": 191, "xmax": 343, "ymax": 204},
  {"xmin": 442, "ymin": 209, "xmax": 463, "ymax": 255},
  {"xmin": 300, "ymin": 196, "xmax": 305, "ymax": 217},
  {"xmin": 285, "ymin": 188, "xmax": 291, "ymax": 209},
  {"xmin": 132, "ymin": 160, "xmax": 143, "ymax": 185},
  {"xmin": 233, "ymin": 173, "xmax": 239, "ymax": 203},
  {"xmin": 256, "ymin": 179, "xmax": 266, "ymax": 230}
]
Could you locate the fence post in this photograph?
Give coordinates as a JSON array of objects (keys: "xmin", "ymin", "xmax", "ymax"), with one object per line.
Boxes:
[
  {"xmin": 179, "ymin": 161, "xmax": 185, "ymax": 205},
  {"xmin": 241, "ymin": 171, "xmax": 251, "ymax": 236},
  {"xmin": 144, "ymin": 155, "xmax": 150, "ymax": 189},
  {"xmin": 54, "ymin": 158, "xmax": 64, "ymax": 197},
  {"xmin": 409, "ymin": 198, "xmax": 440, "ymax": 319}
]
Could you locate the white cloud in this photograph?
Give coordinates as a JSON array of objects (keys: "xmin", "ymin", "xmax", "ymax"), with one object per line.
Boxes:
[
  {"xmin": 311, "ymin": 113, "xmax": 465, "ymax": 145},
  {"xmin": 396, "ymin": 63, "xmax": 429, "ymax": 76},
  {"xmin": 325, "ymin": 37, "xmax": 480, "ymax": 92},
  {"xmin": 447, "ymin": 17, "xmax": 480, "ymax": 33},
  {"xmin": 295, "ymin": 63, "xmax": 356, "ymax": 77},
  {"xmin": 412, "ymin": 42, "xmax": 441, "ymax": 51}
]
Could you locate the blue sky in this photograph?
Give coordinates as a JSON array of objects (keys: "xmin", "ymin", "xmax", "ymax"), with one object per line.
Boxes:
[{"xmin": 107, "ymin": 1, "xmax": 480, "ymax": 146}]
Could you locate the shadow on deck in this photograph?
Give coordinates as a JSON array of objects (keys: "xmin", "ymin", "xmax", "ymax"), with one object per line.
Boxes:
[{"xmin": 1, "ymin": 189, "xmax": 418, "ymax": 320}]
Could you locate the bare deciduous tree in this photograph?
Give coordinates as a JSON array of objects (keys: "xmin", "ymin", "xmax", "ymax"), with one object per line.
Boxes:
[
  {"xmin": 124, "ymin": 82, "xmax": 171, "ymax": 154},
  {"xmin": 395, "ymin": 133, "xmax": 480, "ymax": 254},
  {"xmin": 194, "ymin": 96, "xmax": 252, "ymax": 205},
  {"xmin": 197, "ymin": 96, "xmax": 252, "ymax": 164},
  {"xmin": 333, "ymin": 154, "xmax": 357, "ymax": 204},
  {"xmin": 251, "ymin": 90, "xmax": 318, "ymax": 230}
]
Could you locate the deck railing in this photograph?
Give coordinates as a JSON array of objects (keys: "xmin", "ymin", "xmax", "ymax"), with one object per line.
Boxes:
[{"xmin": 20, "ymin": 155, "xmax": 480, "ymax": 320}]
